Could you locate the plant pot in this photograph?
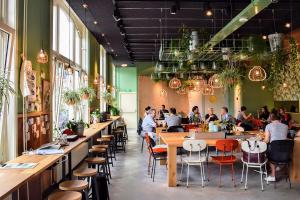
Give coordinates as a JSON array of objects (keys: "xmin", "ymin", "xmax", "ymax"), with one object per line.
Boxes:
[
  {"xmin": 74, "ymin": 123, "xmax": 85, "ymax": 137},
  {"xmin": 92, "ymin": 116, "xmax": 100, "ymax": 124}
]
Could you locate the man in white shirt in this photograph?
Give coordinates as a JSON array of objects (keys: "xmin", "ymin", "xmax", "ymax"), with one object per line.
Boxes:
[{"xmin": 142, "ymin": 109, "xmax": 157, "ymax": 141}]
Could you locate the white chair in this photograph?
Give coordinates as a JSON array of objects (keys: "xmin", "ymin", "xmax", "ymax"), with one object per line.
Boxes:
[
  {"xmin": 180, "ymin": 139, "xmax": 207, "ymax": 187},
  {"xmin": 240, "ymin": 140, "xmax": 268, "ymax": 191}
]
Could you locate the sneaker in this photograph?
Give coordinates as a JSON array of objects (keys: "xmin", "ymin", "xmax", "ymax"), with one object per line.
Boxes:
[{"xmin": 264, "ymin": 176, "xmax": 276, "ymax": 182}]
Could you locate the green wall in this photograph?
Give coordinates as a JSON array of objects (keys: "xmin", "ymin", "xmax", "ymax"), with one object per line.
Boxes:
[
  {"xmin": 17, "ymin": 0, "xmax": 51, "ymax": 113},
  {"xmin": 88, "ymin": 32, "xmax": 100, "ymax": 111},
  {"xmin": 241, "ymin": 77, "xmax": 274, "ymax": 114},
  {"xmin": 116, "ymin": 67, "xmax": 137, "ymax": 93}
]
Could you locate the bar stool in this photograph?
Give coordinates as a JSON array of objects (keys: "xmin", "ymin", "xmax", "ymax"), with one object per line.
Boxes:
[
  {"xmin": 117, "ymin": 124, "xmax": 128, "ymax": 142},
  {"xmin": 59, "ymin": 180, "xmax": 88, "ymax": 200},
  {"xmin": 85, "ymin": 155, "xmax": 110, "ymax": 183},
  {"xmin": 97, "ymin": 137, "xmax": 116, "ymax": 164},
  {"xmin": 92, "ymin": 144, "xmax": 113, "ymax": 165},
  {"xmin": 113, "ymin": 129, "xmax": 126, "ymax": 153},
  {"xmin": 89, "ymin": 147, "xmax": 111, "ymax": 178},
  {"xmin": 73, "ymin": 168, "xmax": 97, "ymax": 199},
  {"xmin": 48, "ymin": 191, "xmax": 82, "ymax": 200}
]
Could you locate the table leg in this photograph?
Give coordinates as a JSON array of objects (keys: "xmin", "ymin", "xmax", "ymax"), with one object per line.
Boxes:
[{"xmin": 167, "ymin": 145, "xmax": 177, "ymax": 187}]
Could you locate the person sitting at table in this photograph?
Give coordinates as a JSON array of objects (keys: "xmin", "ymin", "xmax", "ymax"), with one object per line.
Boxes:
[
  {"xmin": 237, "ymin": 106, "xmax": 253, "ymax": 131},
  {"xmin": 205, "ymin": 107, "xmax": 218, "ymax": 123},
  {"xmin": 144, "ymin": 106, "xmax": 151, "ymax": 118},
  {"xmin": 142, "ymin": 109, "xmax": 157, "ymax": 142},
  {"xmin": 164, "ymin": 108, "xmax": 182, "ymax": 128},
  {"xmin": 259, "ymin": 106, "xmax": 270, "ymax": 121},
  {"xmin": 264, "ymin": 113, "xmax": 288, "ymax": 182},
  {"xmin": 189, "ymin": 106, "xmax": 201, "ymax": 123},
  {"xmin": 220, "ymin": 106, "xmax": 233, "ymax": 123},
  {"xmin": 279, "ymin": 107, "xmax": 291, "ymax": 126},
  {"xmin": 158, "ymin": 104, "xmax": 169, "ymax": 120}
]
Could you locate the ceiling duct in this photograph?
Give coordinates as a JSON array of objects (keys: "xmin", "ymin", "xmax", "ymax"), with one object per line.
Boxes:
[{"xmin": 206, "ymin": 0, "xmax": 273, "ymax": 48}]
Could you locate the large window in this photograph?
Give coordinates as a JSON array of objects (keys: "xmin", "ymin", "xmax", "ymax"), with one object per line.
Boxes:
[
  {"xmin": 100, "ymin": 45, "xmax": 107, "ymax": 112},
  {"xmin": 0, "ymin": 0, "xmax": 16, "ymax": 162},
  {"xmin": 52, "ymin": 0, "xmax": 88, "ymax": 131}
]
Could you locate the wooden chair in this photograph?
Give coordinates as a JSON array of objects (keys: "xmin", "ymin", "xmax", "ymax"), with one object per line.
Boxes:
[
  {"xmin": 48, "ymin": 191, "xmax": 82, "ymax": 200},
  {"xmin": 211, "ymin": 139, "xmax": 239, "ymax": 187}
]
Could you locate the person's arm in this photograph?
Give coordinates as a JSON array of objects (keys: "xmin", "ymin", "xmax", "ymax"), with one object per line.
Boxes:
[{"xmin": 264, "ymin": 126, "xmax": 271, "ymax": 143}]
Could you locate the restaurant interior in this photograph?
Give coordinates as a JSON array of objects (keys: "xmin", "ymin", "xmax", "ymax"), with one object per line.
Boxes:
[{"xmin": 1, "ymin": 0, "xmax": 300, "ymax": 199}]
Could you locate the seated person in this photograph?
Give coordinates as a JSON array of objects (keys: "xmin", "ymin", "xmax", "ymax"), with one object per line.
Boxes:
[
  {"xmin": 142, "ymin": 109, "xmax": 157, "ymax": 142},
  {"xmin": 144, "ymin": 106, "xmax": 151, "ymax": 118},
  {"xmin": 264, "ymin": 113, "xmax": 288, "ymax": 182},
  {"xmin": 279, "ymin": 107, "xmax": 291, "ymax": 126},
  {"xmin": 189, "ymin": 106, "xmax": 201, "ymax": 123},
  {"xmin": 158, "ymin": 104, "xmax": 169, "ymax": 120},
  {"xmin": 164, "ymin": 107, "xmax": 182, "ymax": 128},
  {"xmin": 205, "ymin": 107, "xmax": 218, "ymax": 123},
  {"xmin": 220, "ymin": 106, "xmax": 233, "ymax": 123},
  {"xmin": 237, "ymin": 106, "xmax": 253, "ymax": 131},
  {"xmin": 259, "ymin": 106, "xmax": 270, "ymax": 121}
]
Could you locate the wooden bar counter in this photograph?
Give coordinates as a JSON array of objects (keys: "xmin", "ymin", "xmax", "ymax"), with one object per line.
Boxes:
[{"xmin": 0, "ymin": 116, "xmax": 120, "ymax": 200}]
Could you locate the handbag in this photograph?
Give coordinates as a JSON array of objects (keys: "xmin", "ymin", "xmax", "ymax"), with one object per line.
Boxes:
[{"xmin": 242, "ymin": 140, "xmax": 266, "ymax": 164}]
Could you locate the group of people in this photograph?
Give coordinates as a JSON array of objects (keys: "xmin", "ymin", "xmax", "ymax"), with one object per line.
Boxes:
[{"xmin": 141, "ymin": 104, "xmax": 300, "ymax": 182}]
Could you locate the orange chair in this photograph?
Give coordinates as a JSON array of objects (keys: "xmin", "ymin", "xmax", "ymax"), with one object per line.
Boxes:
[
  {"xmin": 145, "ymin": 133, "xmax": 167, "ymax": 181},
  {"xmin": 184, "ymin": 124, "xmax": 198, "ymax": 132},
  {"xmin": 211, "ymin": 139, "xmax": 239, "ymax": 187}
]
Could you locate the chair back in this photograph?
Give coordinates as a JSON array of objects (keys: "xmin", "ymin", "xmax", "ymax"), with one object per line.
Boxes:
[
  {"xmin": 167, "ymin": 125, "xmax": 184, "ymax": 132},
  {"xmin": 183, "ymin": 139, "xmax": 207, "ymax": 152},
  {"xmin": 269, "ymin": 140, "xmax": 294, "ymax": 163},
  {"xmin": 144, "ymin": 133, "xmax": 155, "ymax": 155},
  {"xmin": 216, "ymin": 139, "xmax": 239, "ymax": 152},
  {"xmin": 241, "ymin": 140, "xmax": 267, "ymax": 163}
]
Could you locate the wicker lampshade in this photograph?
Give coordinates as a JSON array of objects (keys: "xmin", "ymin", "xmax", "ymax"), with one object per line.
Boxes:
[
  {"xmin": 202, "ymin": 84, "xmax": 214, "ymax": 95},
  {"xmin": 248, "ymin": 66, "xmax": 267, "ymax": 82},
  {"xmin": 169, "ymin": 77, "xmax": 182, "ymax": 89},
  {"xmin": 37, "ymin": 49, "xmax": 49, "ymax": 64},
  {"xmin": 193, "ymin": 75, "xmax": 206, "ymax": 88},
  {"xmin": 208, "ymin": 74, "xmax": 223, "ymax": 88}
]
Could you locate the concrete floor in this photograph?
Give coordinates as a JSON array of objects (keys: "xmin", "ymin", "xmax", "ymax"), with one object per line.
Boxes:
[{"xmin": 108, "ymin": 130, "xmax": 300, "ymax": 200}]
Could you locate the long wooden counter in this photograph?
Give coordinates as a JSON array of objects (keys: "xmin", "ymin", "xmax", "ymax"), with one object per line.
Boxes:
[{"xmin": 0, "ymin": 116, "xmax": 120, "ymax": 199}]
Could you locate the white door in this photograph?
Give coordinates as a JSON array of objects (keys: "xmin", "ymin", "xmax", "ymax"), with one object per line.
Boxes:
[{"xmin": 119, "ymin": 92, "xmax": 137, "ymax": 129}]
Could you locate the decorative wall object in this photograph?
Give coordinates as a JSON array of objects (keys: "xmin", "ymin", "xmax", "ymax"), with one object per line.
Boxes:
[
  {"xmin": 169, "ymin": 77, "xmax": 182, "ymax": 89},
  {"xmin": 160, "ymin": 89, "xmax": 167, "ymax": 97},
  {"xmin": 176, "ymin": 87, "xmax": 187, "ymax": 95},
  {"xmin": 27, "ymin": 70, "xmax": 37, "ymax": 102},
  {"xmin": 248, "ymin": 66, "xmax": 267, "ymax": 81},
  {"xmin": 208, "ymin": 74, "xmax": 223, "ymax": 88}
]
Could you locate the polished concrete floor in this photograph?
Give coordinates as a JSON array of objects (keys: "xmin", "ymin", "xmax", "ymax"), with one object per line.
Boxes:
[{"xmin": 109, "ymin": 130, "xmax": 300, "ymax": 200}]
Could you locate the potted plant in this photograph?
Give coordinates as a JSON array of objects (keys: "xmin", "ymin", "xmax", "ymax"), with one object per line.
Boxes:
[
  {"xmin": 78, "ymin": 87, "xmax": 96, "ymax": 101},
  {"xmin": 63, "ymin": 90, "xmax": 80, "ymax": 105},
  {"xmin": 65, "ymin": 119, "xmax": 89, "ymax": 137},
  {"xmin": 219, "ymin": 67, "xmax": 242, "ymax": 88},
  {"xmin": 109, "ymin": 106, "xmax": 120, "ymax": 116},
  {"xmin": 91, "ymin": 109, "xmax": 101, "ymax": 123},
  {"xmin": 0, "ymin": 71, "xmax": 15, "ymax": 112},
  {"xmin": 101, "ymin": 91, "xmax": 116, "ymax": 106}
]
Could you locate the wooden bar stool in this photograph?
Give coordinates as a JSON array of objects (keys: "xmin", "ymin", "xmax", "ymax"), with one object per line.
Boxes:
[
  {"xmin": 48, "ymin": 191, "xmax": 82, "ymax": 200},
  {"xmin": 73, "ymin": 168, "xmax": 97, "ymax": 199},
  {"xmin": 59, "ymin": 180, "xmax": 88, "ymax": 200},
  {"xmin": 113, "ymin": 129, "xmax": 126, "ymax": 153},
  {"xmin": 92, "ymin": 144, "xmax": 113, "ymax": 167},
  {"xmin": 85, "ymin": 156, "xmax": 110, "ymax": 183},
  {"xmin": 89, "ymin": 147, "xmax": 111, "ymax": 179},
  {"xmin": 97, "ymin": 137, "xmax": 116, "ymax": 164}
]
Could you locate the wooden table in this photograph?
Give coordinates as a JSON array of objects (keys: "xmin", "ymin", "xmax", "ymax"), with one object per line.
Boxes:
[
  {"xmin": 160, "ymin": 132, "xmax": 220, "ymax": 187},
  {"xmin": 0, "ymin": 116, "xmax": 120, "ymax": 199}
]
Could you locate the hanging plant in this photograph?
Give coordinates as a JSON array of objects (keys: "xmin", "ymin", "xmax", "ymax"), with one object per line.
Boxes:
[
  {"xmin": 63, "ymin": 90, "xmax": 80, "ymax": 106},
  {"xmin": 78, "ymin": 87, "xmax": 96, "ymax": 101},
  {"xmin": 0, "ymin": 71, "xmax": 15, "ymax": 111},
  {"xmin": 219, "ymin": 67, "xmax": 242, "ymax": 88},
  {"xmin": 101, "ymin": 91, "xmax": 116, "ymax": 106}
]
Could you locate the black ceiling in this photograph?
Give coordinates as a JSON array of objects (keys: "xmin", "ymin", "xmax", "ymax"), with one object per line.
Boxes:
[{"xmin": 69, "ymin": 0, "xmax": 300, "ymax": 64}]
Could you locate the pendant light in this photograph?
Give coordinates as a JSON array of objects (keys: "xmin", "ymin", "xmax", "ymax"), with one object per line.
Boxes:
[
  {"xmin": 208, "ymin": 74, "xmax": 223, "ymax": 88},
  {"xmin": 37, "ymin": 0, "xmax": 48, "ymax": 64},
  {"xmin": 176, "ymin": 86, "xmax": 187, "ymax": 95},
  {"xmin": 248, "ymin": 66, "xmax": 267, "ymax": 82},
  {"xmin": 169, "ymin": 77, "xmax": 182, "ymax": 89}
]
